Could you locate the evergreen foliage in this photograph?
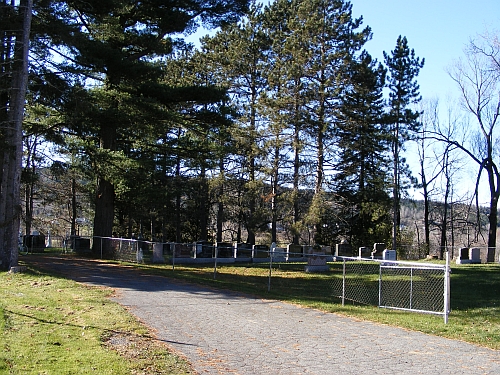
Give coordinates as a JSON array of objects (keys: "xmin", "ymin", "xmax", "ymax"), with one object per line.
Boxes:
[
  {"xmin": 384, "ymin": 35, "xmax": 424, "ymax": 249},
  {"xmin": 15, "ymin": 0, "xmax": 446, "ymax": 256}
]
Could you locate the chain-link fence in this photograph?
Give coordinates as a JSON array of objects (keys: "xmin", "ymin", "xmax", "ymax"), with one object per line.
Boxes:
[
  {"xmin": 62, "ymin": 236, "xmax": 154, "ymax": 262},
  {"xmin": 70, "ymin": 237, "xmax": 451, "ymax": 322},
  {"xmin": 330, "ymin": 256, "xmax": 450, "ymax": 323}
]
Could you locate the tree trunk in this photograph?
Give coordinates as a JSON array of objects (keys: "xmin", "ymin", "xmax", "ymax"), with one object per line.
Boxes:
[
  {"xmin": 92, "ymin": 125, "xmax": 116, "ymax": 257},
  {"xmin": 198, "ymin": 166, "xmax": 208, "ymax": 241},
  {"xmin": 0, "ymin": 0, "xmax": 32, "ymax": 270},
  {"xmin": 175, "ymin": 154, "xmax": 181, "ymax": 243},
  {"xmin": 313, "ymin": 90, "xmax": 326, "ymax": 244},
  {"xmin": 271, "ymin": 140, "xmax": 279, "ymax": 244},
  {"xmin": 216, "ymin": 157, "xmax": 224, "ymax": 243},
  {"xmin": 392, "ymin": 120, "xmax": 400, "ymax": 251},
  {"xmin": 487, "ymin": 164, "xmax": 499, "ymax": 262},
  {"xmin": 246, "ymin": 88, "xmax": 257, "ymax": 245},
  {"xmin": 71, "ymin": 177, "xmax": 77, "ymax": 236},
  {"xmin": 420, "ymin": 156, "xmax": 431, "ymax": 256},
  {"xmin": 292, "ymin": 90, "xmax": 301, "ymax": 245}
]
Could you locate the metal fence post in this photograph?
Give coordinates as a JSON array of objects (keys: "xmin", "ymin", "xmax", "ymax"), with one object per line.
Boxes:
[
  {"xmin": 342, "ymin": 258, "xmax": 346, "ymax": 306},
  {"xmin": 378, "ymin": 261, "xmax": 382, "ymax": 308},
  {"xmin": 410, "ymin": 268, "xmax": 414, "ymax": 310},
  {"xmin": 444, "ymin": 251, "xmax": 450, "ymax": 324},
  {"xmin": 213, "ymin": 245, "xmax": 218, "ymax": 280},
  {"xmin": 268, "ymin": 250, "xmax": 273, "ymax": 292},
  {"xmin": 100, "ymin": 237, "xmax": 103, "ymax": 259},
  {"xmin": 172, "ymin": 244, "xmax": 175, "ymax": 271}
]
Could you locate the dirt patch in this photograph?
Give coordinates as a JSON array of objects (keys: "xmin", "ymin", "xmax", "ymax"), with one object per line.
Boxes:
[{"xmin": 103, "ymin": 332, "xmax": 196, "ymax": 374}]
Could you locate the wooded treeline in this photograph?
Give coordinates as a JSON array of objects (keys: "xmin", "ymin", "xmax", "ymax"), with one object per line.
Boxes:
[{"xmin": 2, "ymin": 0, "xmax": 498, "ymax": 267}]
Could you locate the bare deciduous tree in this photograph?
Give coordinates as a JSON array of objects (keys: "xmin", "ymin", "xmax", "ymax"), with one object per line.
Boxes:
[{"xmin": 432, "ymin": 32, "xmax": 500, "ymax": 261}]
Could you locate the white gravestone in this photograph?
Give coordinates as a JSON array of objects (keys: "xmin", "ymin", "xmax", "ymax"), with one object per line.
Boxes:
[
  {"xmin": 305, "ymin": 246, "xmax": 330, "ymax": 273},
  {"xmin": 152, "ymin": 243, "xmax": 165, "ymax": 263}
]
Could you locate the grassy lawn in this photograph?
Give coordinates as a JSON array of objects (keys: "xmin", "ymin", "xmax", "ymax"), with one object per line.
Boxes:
[
  {"xmin": 0, "ymin": 267, "xmax": 193, "ymax": 374},
  {"xmin": 5, "ymin": 253, "xmax": 498, "ymax": 373}
]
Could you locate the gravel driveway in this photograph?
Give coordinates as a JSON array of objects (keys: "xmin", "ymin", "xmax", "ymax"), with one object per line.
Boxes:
[{"xmin": 26, "ymin": 256, "xmax": 500, "ymax": 375}]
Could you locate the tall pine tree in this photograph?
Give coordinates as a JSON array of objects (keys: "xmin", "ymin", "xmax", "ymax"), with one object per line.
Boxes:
[
  {"xmin": 31, "ymin": 0, "xmax": 250, "ymax": 255},
  {"xmin": 384, "ymin": 36, "xmax": 424, "ymax": 250},
  {"xmin": 334, "ymin": 51, "xmax": 391, "ymax": 247}
]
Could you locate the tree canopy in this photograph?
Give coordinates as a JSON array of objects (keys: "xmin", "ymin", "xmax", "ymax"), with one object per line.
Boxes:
[{"xmin": 23, "ymin": 1, "xmax": 500, "ymax": 265}]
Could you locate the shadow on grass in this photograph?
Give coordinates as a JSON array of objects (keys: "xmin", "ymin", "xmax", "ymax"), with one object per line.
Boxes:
[
  {"xmin": 24, "ymin": 254, "xmax": 500, "ymax": 313},
  {"xmin": 450, "ymin": 264, "xmax": 500, "ymax": 310}
]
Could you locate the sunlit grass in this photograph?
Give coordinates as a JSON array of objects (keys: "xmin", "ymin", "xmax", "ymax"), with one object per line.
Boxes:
[{"xmin": 0, "ymin": 269, "xmax": 193, "ymax": 374}]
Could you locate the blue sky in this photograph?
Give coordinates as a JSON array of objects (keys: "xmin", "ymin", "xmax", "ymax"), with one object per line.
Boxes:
[
  {"xmin": 348, "ymin": 0, "xmax": 499, "ymax": 204},
  {"xmin": 186, "ymin": 0, "xmax": 500, "ymax": 204},
  {"xmin": 189, "ymin": 0, "xmax": 500, "ymax": 101},
  {"xmin": 349, "ymin": 0, "xmax": 500, "ymax": 101}
]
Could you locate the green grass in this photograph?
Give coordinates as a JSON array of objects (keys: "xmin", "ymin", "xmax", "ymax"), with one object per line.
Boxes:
[
  {"xmin": 130, "ymin": 260, "xmax": 500, "ymax": 350},
  {"xmin": 8, "ymin": 255, "xmax": 498, "ymax": 375},
  {"xmin": 0, "ymin": 269, "xmax": 193, "ymax": 374}
]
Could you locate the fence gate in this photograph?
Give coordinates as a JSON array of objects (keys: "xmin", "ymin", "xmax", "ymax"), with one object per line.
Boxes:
[{"xmin": 333, "ymin": 254, "xmax": 451, "ymax": 323}]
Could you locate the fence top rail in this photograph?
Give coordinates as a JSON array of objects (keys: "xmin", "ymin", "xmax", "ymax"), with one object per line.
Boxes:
[{"xmin": 337, "ymin": 256, "xmax": 447, "ymax": 269}]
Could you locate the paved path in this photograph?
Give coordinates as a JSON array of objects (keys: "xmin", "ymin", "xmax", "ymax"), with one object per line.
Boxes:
[{"xmin": 27, "ymin": 256, "xmax": 500, "ymax": 375}]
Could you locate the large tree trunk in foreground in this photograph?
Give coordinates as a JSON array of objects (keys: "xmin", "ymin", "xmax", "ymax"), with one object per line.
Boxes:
[
  {"xmin": 0, "ymin": 0, "xmax": 32, "ymax": 270},
  {"xmin": 92, "ymin": 125, "xmax": 116, "ymax": 258}
]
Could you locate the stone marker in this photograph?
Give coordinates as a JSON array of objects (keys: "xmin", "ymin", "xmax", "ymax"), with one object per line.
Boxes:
[
  {"xmin": 253, "ymin": 244, "xmax": 269, "ymax": 259},
  {"xmin": 235, "ymin": 242, "xmax": 253, "ymax": 258},
  {"xmin": 174, "ymin": 243, "xmax": 192, "ymax": 258},
  {"xmin": 196, "ymin": 241, "xmax": 213, "ymax": 258},
  {"xmin": 215, "ymin": 242, "xmax": 233, "ymax": 258},
  {"xmin": 371, "ymin": 243, "xmax": 385, "ymax": 259},
  {"xmin": 456, "ymin": 247, "xmax": 471, "ymax": 264},
  {"xmin": 335, "ymin": 241, "xmax": 352, "ymax": 257},
  {"xmin": 287, "ymin": 244, "xmax": 303, "ymax": 259},
  {"xmin": 469, "ymin": 247, "xmax": 481, "ymax": 264},
  {"xmin": 152, "ymin": 243, "xmax": 165, "ymax": 263},
  {"xmin": 136, "ymin": 248, "xmax": 144, "ymax": 263},
  {"xmin": 359, "ymin": 247, "xmax": 370, "ymax": 258},
  {"xmin": 305, "ymin": 245, "xmax": 330, "ymax": 273},
  {"xmin": 382, "ymin": 249, "xmax": 397, "ymax": 261},
  {"xmin": 271, "ymin": 246, "xmax": 287, "ymax": 262}
]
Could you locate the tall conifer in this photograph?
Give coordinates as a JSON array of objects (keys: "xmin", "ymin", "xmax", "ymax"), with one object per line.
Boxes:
[
  {"xmin": 384, "ymin": 36, "xmax": 424, "ymax": 250},
  {"xmin": 334, "ymin": 51, "xmax": 391, "ymax": 247}
]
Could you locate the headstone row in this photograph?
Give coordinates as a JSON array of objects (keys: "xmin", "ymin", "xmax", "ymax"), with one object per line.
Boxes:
[{"xmin": 456, "ymin": 247, "xmax": 481, "ymax": 264}]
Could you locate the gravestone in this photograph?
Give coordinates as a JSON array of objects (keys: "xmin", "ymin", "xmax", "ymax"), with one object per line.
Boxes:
[
  {"xmin": 215, "ymin": 242, "xmax": 234, "ymax": 258},
  {"xmin": 382, "ymin": 249, "xmax": 397, "ymax": 261},
  {"xmin": 70, "ymin": 236, "xmax": 89, "ymax": 254},
  {"xmin": 270, "ymin": 243, "xmax": 286, "ymax": 262},
  {"xmin": 335, "ymin": 241, "xmax": 352, "ymax": 257},
  {"xmin": 136, "ymin": 248, "xmax": 144, "ymax": 263},
  {"xmin": 469, "ymin": 247, "xmax": 481, "ymax": 264},
  {"xmin": 174, "ymin": 243, "xmax": 192, "ymax": 258},
  {"xmin": 152, "ymin": 243, "xmax": 165, "ymax": 263},
  {"xmin": 322, "ymin": 245, "xmax": 332, "ymax": 256},
  {"xmin": 305, "ymin": 245, "xmax": 330, "ymax": 273},
  {"xmin": 456, "ymin": 247, "xmax": 471, "ymax": 264},
  {"xmin": 358, "ymin": 247, "xmax": 371, "ymax": 258},
  {"xmin": 371, "ymin": 243, "xmax": 385, "ymax": 259},
  {"xmin": 287, "ymin": 244, "xmax": 303, "ymax": 259},
  {"xmin": 164, "ymin": 242, "xmax": 174, "ymax": 257},
  {"xmin": 235, "ymin": 243, "xmax": 253, "ymax": 259},
  {"xmin": 302, "ymin": 245, "xmax": 312, "ymax": 261},
  {"xmin": 252, "ymin": 244, "xmax": 269, "ymax": 262},
  {"xmin": 253, "ymin": 244, "xmax": 269, "ymax": 258},
  {"xmin": 195, "ymin": 241, "xmax": 213, "ymax": 258},
  {"xmin": 24, "ymin": 234, "xmax": 46, "ymax": 253}
]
